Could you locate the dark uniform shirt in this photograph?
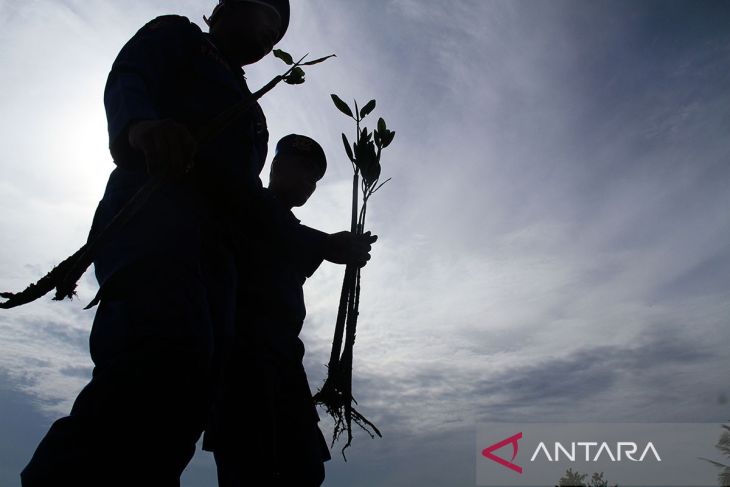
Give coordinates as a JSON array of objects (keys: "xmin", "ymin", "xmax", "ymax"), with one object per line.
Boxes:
[
  {"xmin": 203, "ymin": 188, "xmax": 331, "ymax": 463},
  {"xmin": 247, "ymin": 189, "xmax": 324, "ymax": 353},
  {"xmin": 87, "ymin": 15, "xmax": 327, "ymax": 350}
]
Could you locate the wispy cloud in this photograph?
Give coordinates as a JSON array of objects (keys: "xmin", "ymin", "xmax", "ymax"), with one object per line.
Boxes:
[{"xmin": 1, "ymin": 1, "xmax": 729, "ymax": 486}]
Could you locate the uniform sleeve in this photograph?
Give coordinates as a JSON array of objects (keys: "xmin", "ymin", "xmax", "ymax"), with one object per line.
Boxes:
[
  {"xmin": 259, "ymin": 194, "xmax": 328, "ymax": 278},
  {"xmin": 249, "ymin": 185, "xmax": 329, "ymax": 269},
  {"xmin": 103, "ymin": 16, "xmax": 197, "ymax": 171},
  {"xmin": 293, "ymin": 223, "xmax": 327, "ymax": 279}
]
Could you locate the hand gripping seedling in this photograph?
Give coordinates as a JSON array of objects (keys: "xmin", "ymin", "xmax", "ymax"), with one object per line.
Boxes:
[
  {"xmin": 0, "ymin": 49, "xmax": 334, "ymax": 310},
  {"xmin": 313, "ymin": 94, "xmax": 395, "ymax": 460}
]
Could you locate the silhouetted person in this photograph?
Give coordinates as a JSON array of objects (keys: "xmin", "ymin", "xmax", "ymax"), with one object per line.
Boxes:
[
  {"xmin": 204, "ymin": 135, "xmax": 353, "ymax": 486},
  {"xmin": 20, "ymin": 2, "xmax": 375, "ymax": 486}
]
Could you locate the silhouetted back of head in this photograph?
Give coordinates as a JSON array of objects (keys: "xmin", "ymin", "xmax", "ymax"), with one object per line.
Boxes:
[{"xmin": 269, "ymin": 134, "xmax": 327, "ymax": 209}]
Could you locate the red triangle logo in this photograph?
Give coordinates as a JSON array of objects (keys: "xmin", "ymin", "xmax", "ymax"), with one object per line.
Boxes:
[{"xmin": 481, "ymin": 432, "xmax": 523, "ymax": 474}]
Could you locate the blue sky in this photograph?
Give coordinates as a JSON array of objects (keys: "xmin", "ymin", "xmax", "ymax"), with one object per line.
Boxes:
[{"xmin": 1, "ymin": 1, "xmax": 729, "ymax": 485}]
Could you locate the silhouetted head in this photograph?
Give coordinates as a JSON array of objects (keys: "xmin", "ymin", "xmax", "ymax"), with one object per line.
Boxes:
[
  {"xmin": 268, "ymin": 134, "xmax": 327, "ymax": 209},
  {"xmin": 206, "ymin": 0, "xmax": 290, "ymax": 66}
]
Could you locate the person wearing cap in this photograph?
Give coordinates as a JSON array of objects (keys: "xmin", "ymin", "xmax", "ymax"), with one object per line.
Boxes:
[
  {"xmin": 204, "ymin": 134, "xmax": 338, "ymax": 486},
  {"xmin": 20, "ymin": 3, "xmax": 376, "ymax": 486}
]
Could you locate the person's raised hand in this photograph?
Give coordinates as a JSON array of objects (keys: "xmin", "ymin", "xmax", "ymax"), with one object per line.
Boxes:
[
  {"xmin": 128, "ymin": 119, "xmax": 197, "ymax": 177},
  {"xmin": 324, "ymin": 230, "xmax": 378, "ymax": 267}
]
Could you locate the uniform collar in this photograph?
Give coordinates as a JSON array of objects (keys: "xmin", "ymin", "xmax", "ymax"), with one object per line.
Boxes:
[
  {"xmin": 264, "ymin": 187, "xmax": 298, "ymax": 222},
  {"xmin": 202, "ymin": 32, "xmax": 247, "ymax": 79}
]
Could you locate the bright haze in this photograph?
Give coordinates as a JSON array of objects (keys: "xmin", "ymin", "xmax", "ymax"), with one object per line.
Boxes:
[{"xmin": 1, "ymin": 1, "xmax": 729, "ymax": 485}]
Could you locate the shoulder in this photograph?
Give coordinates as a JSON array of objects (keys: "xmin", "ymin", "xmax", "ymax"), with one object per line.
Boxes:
[
  {"xmin": 112, "ymin": 14, "xmax": 204, "ymax": 62},
  {"xmin": 286, "ymin": 208, "xmax": 299, "ymax": 223},
  {"xmin": 131, "ymin": 15, "xmax": 203, "ymax": 44},
  {"xmin": 141, "ymin": 15, "xmax": 199, "ymax": 33}
]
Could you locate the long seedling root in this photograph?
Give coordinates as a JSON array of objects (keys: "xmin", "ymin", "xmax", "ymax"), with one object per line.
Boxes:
[
  {"xmin": 0, "ymin": 244, "xmax": 88, "ymax": 309},
  {"xmin": 313, "ymin": 374, "xmax": 382, "ymax": 461}
]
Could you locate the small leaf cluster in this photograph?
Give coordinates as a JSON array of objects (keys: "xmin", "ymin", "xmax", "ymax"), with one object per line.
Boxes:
[
  {"xmin": 557, "ymin": 468, "xmax": 617, "ymax": 487},
  {"xmin": 274, "ymin": 49, "xmax": 336, "ymax": 85},
  {"xmin": 331, "ymin": 94, "xmax": 395, "ymax": 188}
]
